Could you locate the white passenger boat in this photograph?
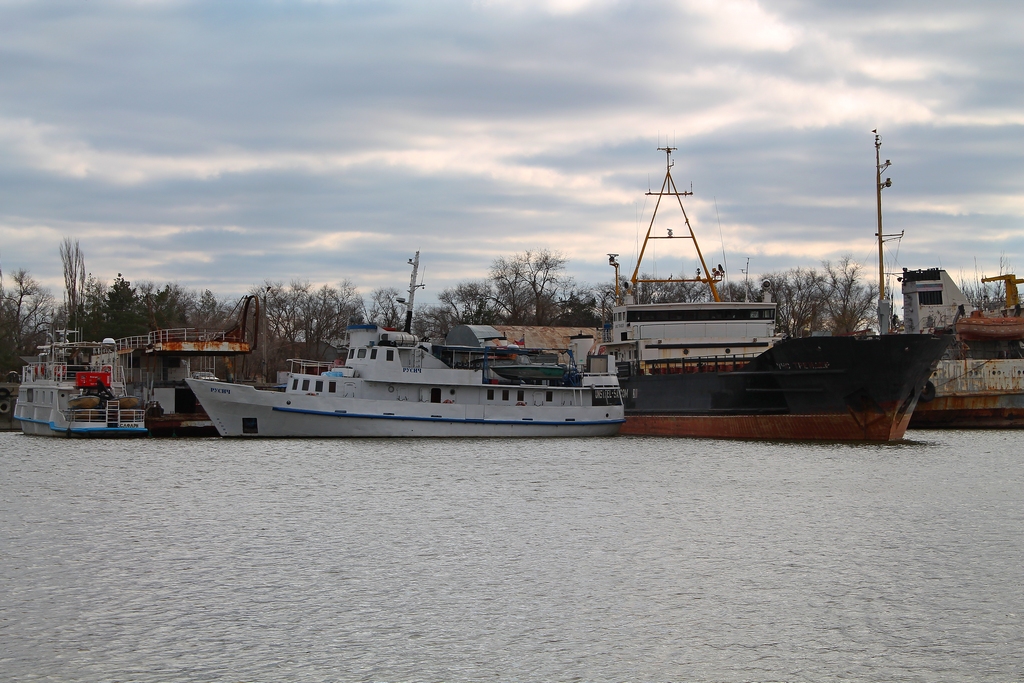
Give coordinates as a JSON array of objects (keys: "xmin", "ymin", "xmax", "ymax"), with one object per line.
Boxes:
[
  {"xmin": 187, "ymin": 323, "xmax": 624, "ymax": 438},
  {"xmin": 13, "ymin": 332, "xmax": 147, "ymax": 437}
]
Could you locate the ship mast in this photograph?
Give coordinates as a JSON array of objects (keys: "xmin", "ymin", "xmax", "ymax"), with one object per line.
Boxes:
[
  {"xmin": 402, "ymin": 250, "xmax": 424, "ymax": 333},
  {"xmin": 874, "ymin": 130, "xmax": 894, "ymax": 334},
  {"xmin": 631, "ymin": 147, "xmax": 723, "ymax": 302}
]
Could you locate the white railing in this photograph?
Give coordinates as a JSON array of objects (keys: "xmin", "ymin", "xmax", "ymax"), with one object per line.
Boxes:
[
  {"xmin": 116, "ymin": 328, "xmax": 239, "ymax": 351},
  {"xmin": 66, "ymin": 408, "xmax": 146, "ymax": 425},
  {"xmin": 287, "ymin": 358, "xmax": 337, "ymax": 375},
  {"xmin": 23, "ymin": 361, "xmax": 123, "ymax": 385}
]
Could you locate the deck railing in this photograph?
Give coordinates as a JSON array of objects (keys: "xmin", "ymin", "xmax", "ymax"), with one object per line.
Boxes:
[
  {"xmin": 22, "ymin": 362, "xmax": 124, "ymax": 384},
  {"xmin": 116, "ymin": 328, "xmax": 239, "ymax": 351},
  {"xmin": 65, "ymin": 408, "xmax": 146, "ymax": 424},
  {"xmin": 618, "ymin": 354, "xmax": 760, "ymax": 377}
]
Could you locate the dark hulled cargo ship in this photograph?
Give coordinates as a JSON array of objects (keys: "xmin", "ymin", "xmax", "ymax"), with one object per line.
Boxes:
[
  {"xmin": 607, "ymin": 305, "xmax": 950, "ymax": 440},
  {"xmin": 600, "ymin": 146, "xmax": 950, "ymax": 441}
]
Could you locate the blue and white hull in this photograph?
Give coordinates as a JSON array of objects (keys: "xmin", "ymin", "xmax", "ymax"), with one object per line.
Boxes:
[
  {"xmin": 187, "ymin": 324, "xmax": 624, "ymax": 438},
  {"xmin": 188, "ymin": 379, "xmax": 623, "ymax": 438}
]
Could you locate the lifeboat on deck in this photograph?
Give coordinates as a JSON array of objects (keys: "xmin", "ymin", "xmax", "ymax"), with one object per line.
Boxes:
[{"xmin": 956, "ymin": 311, "xmax": 1024, "ymax": 341}]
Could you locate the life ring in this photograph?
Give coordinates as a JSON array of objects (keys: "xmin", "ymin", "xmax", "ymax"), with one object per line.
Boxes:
[
  {"xmin": 442, "ymin": 399, "xmax": 454, "ymax": 404},
  {"xmin": 101, "ymin": 365, "xmax": 113, "ymax": 375},
  {"xmin": 0, "ymin": 387, "xmax": 9, "ymax": 398},
  {"xmin": 54, "ymin": 366, "xmax": 66, "ymax": 380},
  {"xmin": 919, "ymin": 380, "xmax": 936, "ymax": 403},
  {"xmin": 0, "ymin": 400, "xmax": 10, "ymax": 413},
  {"xmin": 516, "ymin": 401, "xmax": 527, "ymax": 406}
]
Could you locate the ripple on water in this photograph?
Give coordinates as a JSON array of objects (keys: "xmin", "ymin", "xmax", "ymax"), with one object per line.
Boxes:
[{"xmin": 1, "ymin": 430, "xmax": 1023, "ymax": 681}]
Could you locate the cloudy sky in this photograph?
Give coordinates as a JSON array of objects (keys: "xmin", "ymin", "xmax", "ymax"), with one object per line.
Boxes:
[{"xmin": 1, "ymin": 0, "xmax": 1022, "ymax": 308}]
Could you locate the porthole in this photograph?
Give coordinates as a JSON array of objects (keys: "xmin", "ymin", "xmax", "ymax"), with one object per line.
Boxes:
[{"xmin": 388, "ymin": 385, "xmax": 395, "ymax": 393}]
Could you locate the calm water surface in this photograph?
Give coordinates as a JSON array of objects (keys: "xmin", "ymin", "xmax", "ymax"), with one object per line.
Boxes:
[{"xmin": 2, "ymin": 430, "xmax": 1022, "ymax": 682}]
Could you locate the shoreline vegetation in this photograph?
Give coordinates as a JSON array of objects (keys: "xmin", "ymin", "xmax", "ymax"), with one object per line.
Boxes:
[{"xmin": 0, "ymin": 239, "xmax": 1010, "ymax": 378}]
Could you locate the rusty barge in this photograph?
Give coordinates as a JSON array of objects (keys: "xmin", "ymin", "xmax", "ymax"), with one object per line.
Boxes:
[
  {"xmin": 600, "ymin": 146, "xmax": 950, "ymax": 441},
  {"xmin": 902, "ymin": 268, "xmax": 1024, "ymax": 428},
  {"xmin": 116, "ymin": 295, "xmax": 261, "ymax": 436}
]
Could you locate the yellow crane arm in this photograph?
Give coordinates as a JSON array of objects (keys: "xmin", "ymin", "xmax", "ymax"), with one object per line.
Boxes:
[{"xmin": 981, "ymin": 274, "xmax": 1024, "ymax": 308}]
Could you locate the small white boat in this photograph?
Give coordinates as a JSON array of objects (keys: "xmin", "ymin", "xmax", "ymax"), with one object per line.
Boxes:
[
  {"xmin": 187, "ymin": 323, "xmax": 624, "ymax": 438},
  {"xmin": 13, "ymin": 333, "xmax": 148, "ymax": 437}
]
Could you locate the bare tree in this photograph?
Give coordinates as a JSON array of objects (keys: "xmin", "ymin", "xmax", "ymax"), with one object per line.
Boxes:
[
  {"xmin": 263, "ymin": 279, "xmax": 362, "ymax": 369},
  {"xmin": 59, "ymin": 238, "xmax": 87, "ymax": 331},
  {"xmin": 0, "ymin": 268, "xmax": 54, "ymax": 369},
  {"xmin": 763, "ymin": 268, "xmax": 826, "ymax": 337},
  {"xmin": 629, "ymin": 272, "xmax": 708, "ymax": 305},
  {"xmin": 415, "ymin": 280, "xmax": 498, "ymax": 339},
  {"xmin": 490, "ymin": 249, "xmax": 568, "ymax": 325},
  {"xmin": 489, "ymin": 254, "xmax": 532, "ymax": 324},
  {"xmin": 365, "ymin": 287, "xmax": 405, "ymax": 329},
  {"xmin": 184, "ymin": 288, "xmax": 231, "ymax": 330},
  {"xmin": 716, "ymin": 280, "xmax": 746, "ymax": 302},
  {"xmin": 819, "ymin": 256, "xmax": 878, "ymax": 334},
  {"xmin": 551, "ymin": 277, "xmax": 601, "ymax": 327}
]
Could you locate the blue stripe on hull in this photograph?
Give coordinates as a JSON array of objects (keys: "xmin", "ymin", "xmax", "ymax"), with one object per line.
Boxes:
[{"xmin": 14, "ymin": 415, "xmax": 148, "ymax": 436}]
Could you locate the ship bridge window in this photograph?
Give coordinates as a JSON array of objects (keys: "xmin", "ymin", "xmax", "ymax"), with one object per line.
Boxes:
[
  {"xmin": 370, "ymin": 348, "xmax": 378, "ymax": 360},
  {"xmin": 357, "ymin": 349, "xmax": 367, "ymax": 359},
  {"xmin": 626, "ymin": 308, "xmax": 775, "ymax": 322},
  {"xmin": 329, "ymin": 381, "xmax": 337, "ymax": 393},
  {"xmin": 386, "ymin": 349, "xmax": 394, "ymax": 361},
  {"xmin": 315, "ymin": 380, "xmax": 323, "ymax": 393},
  {"xmin": 919, "ymin": 291, "xmax": 943, "ymax": 306},
  {"xmin": 349, "ymin": 349, "xmax": 355, "ymax": 359},
  {"xmin": 292, "ymin": 379, "xmax": 299, "ymax": 391},
  {"xmin": 302, "ymin": 379, "xmax": 310, "ymax": 391}
]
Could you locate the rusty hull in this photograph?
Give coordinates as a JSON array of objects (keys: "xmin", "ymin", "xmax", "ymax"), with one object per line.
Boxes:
[
  {"xmin": 617, "ymin": 333, "xmax": 949, "ymax": 442},
  {"xmin": 909, "ymin": 357, "xmax": 1024, "ymax": 429},
  {"xmin": 910, "ymin": 394, "xmax": 1024, "ymax": 429},
  {"xmin": 145, "ymin": 412, "xmax": 219, "ymax": 437},
  {"xmin": 146, "ymin": 340, "xmax": 251, "ymax": 356},
  {"xmin": 622, "ymin": 403, "xmax": 913, "ymax": 441}
]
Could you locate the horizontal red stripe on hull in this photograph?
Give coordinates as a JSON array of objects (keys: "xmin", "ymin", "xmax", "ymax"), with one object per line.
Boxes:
[{"xmin": 622, "ymin": 410, "xmax": 912, "ymax": 441}]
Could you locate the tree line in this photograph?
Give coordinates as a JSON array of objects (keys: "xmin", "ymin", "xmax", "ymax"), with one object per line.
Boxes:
[{"xmin": 2, "ymin": 239, "xmax": 918, "ymax": 376}]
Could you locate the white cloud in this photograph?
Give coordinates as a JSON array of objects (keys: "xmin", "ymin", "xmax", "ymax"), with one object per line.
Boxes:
[
  {"xmin": 475, "ymin": 0, "xmax": 614, "ymax": 16},
  {"xmin": 0, "ymin": 0, "xmax": 1021, "ymax": 296},
  {"xmin": 679, "ymin": 0, "xmax": 799, "ymax": 52}
]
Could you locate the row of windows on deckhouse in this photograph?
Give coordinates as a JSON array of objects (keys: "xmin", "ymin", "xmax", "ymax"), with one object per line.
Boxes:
[
  {"xmin": 625, "ymin": 308, "xmax": 776, "ymax": 323},
  {"xmin": 349, "ymin": 347, "xmax": 396, "ymax": 361},
  {"xmin": 288, "ymin": 376, "xmax": 557, "ymax": 405}
]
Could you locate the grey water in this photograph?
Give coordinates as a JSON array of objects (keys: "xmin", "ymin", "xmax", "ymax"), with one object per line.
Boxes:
[{"xmin": 1, "ymin": 430, "xmax": 1022, "ymax": 682}]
